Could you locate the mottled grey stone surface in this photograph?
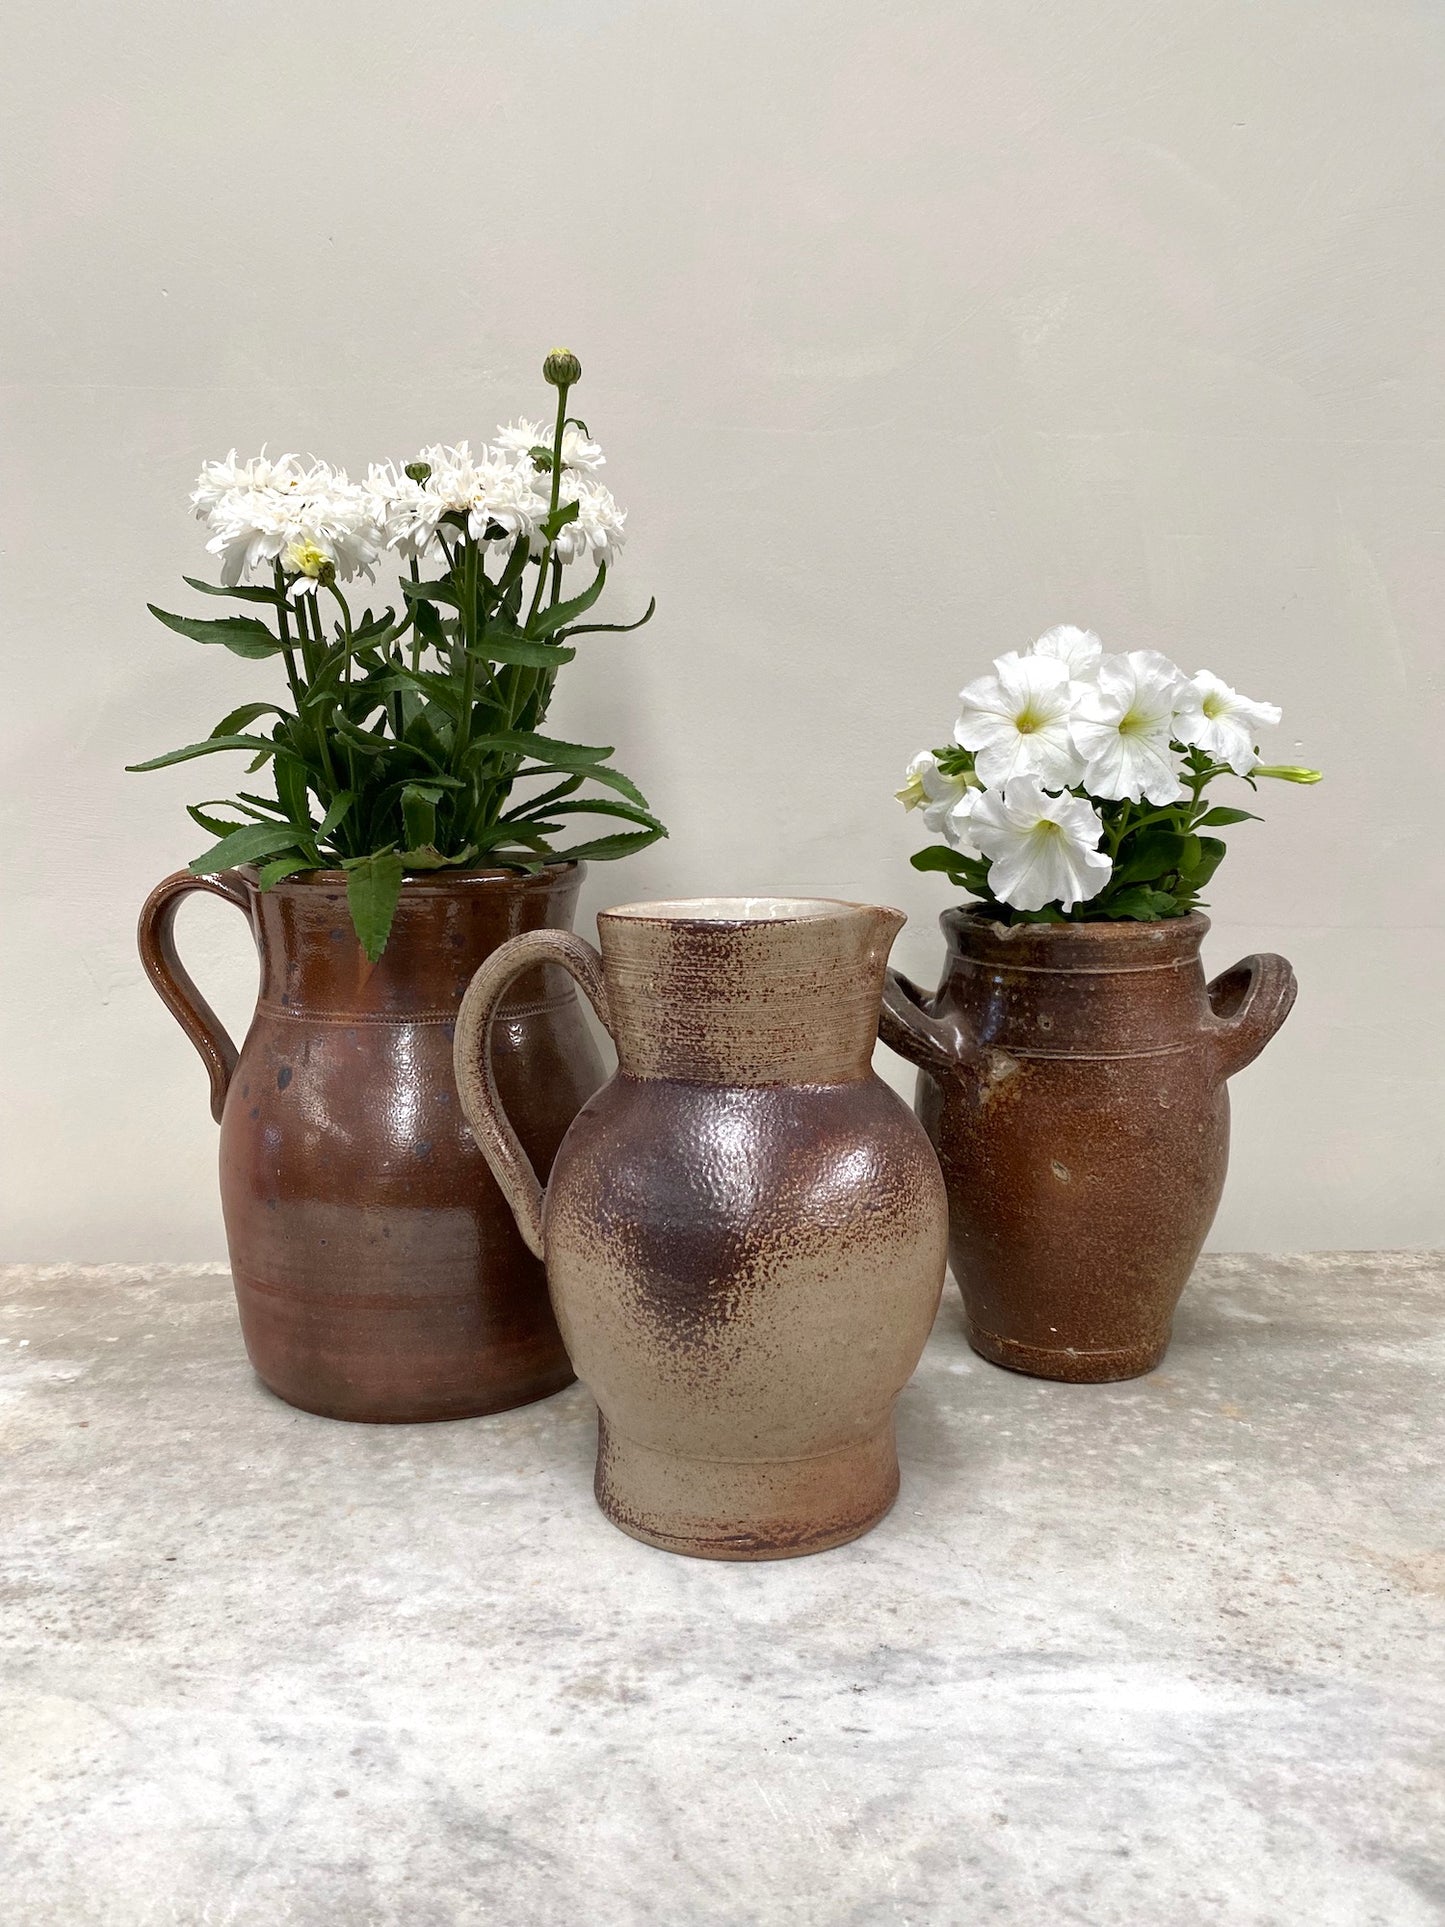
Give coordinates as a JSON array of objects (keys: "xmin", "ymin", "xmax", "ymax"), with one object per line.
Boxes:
[{"xmin": 1, "ymin": 1253, "xmax": 1441, "ymax": 1926}]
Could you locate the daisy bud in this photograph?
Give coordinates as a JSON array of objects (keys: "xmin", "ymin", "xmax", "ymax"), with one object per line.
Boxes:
[
  {"xmin": 404, "ymin": 462, "xmax": 432, "ymax": 484},
  {"xmin": 315, "ymin": 558, "xmax": 337, "ymax": 588},
  {"xmin": 543, "ymin": 348, "xmax": 582, "ymax": 389},
  {"xmin": 1254, "ymin": 765, "xmax": 1322, "ymax": 784}
]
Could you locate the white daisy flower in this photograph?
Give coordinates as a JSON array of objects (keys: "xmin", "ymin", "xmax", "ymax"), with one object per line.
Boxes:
[
  {"xmin": 495, "ymin": 417, "xmax": 606, "ymax": 475},
  {"xmin": 954, "ymin": 651, "xmax": 1086, "ymax": 791},
  {"xmin": 970, "ymin": 777, "xmax": 1111, "ymax": 913},
  {"xmin": 191, "ymin": 449, "xmax": 305, "ymax": 522},
  {"xmin": 411, "ymin": 441, "xmax": 550, "ymax": 553},
  {"xmin": 197, "ymin": 458, "xmax": 380, "ymax": 591},
  {"xmin": 542, "ymin": 472, "xmax": 626, "ymax": 567},
  {"xmin": 1071, "ymin": 650, "xmax": 1187, "ymax": 805},
  {"xmin": 1173, "ymin": 671, "xmax": 1281, "ymax": 776},
  {"xmin": 1031, "ymin": 623, "xmax": 1103, "ymax": 681}
]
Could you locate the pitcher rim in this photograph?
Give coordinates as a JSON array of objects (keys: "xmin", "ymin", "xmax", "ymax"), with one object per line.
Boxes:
[
  {"xmin": 600, "ymin": 894, "xmax": 902, "ymax": 928},
  {"xmin": 228, "ymin": 859, "xmax": 583, "ymax": 894}
]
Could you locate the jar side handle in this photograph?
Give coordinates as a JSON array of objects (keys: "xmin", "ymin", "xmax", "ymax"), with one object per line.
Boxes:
[
  {"xmin": 1207, "ymin": 952, "xmax": 1297, "ymax": 1079},
  {"xmin": 137, "ymin": 869, "xmax": 254, "ymax": 1124},
  {"xmin": 453, "ymin": 928, "xmax": 613, "ymax": 1261},
  {"xmin": 879, "ymin": 968, "xmax": 976, "ymax": 1078}
]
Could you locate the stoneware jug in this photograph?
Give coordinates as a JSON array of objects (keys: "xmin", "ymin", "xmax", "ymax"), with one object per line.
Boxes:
[
  {"xmin": 453, "ymin": 897, "xmax": 949, "ymax": 1560},
  {"xmin": 879, "ymin": 909, "xmax": 1295, "ymax": 1384},
  {"xmin": 137, "ymin": 862, "xmax": 604, "ymax": 1422}
]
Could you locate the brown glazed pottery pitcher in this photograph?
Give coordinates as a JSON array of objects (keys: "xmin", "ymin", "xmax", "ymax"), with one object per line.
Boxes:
[
  {"xmin": 137, "ymin": 862, "xmax": 604, "ymax": 1422},
  {"xmin": 453, "ymin": 897, "xmax": 949, "ymax": 1560},
  {"xmin": 879, "ymin": 909, "xmax": 1295, "ymax": 1384}
]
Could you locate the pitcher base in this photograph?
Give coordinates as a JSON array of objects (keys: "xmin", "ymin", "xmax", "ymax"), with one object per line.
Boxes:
[
  {"xmin": 968, "ymin": 1321, "xmax": 1170, "ymax": 1383},
  {"xmin": 593, "ymin": 1415, "xmax": 900, "ymax": 1560}
]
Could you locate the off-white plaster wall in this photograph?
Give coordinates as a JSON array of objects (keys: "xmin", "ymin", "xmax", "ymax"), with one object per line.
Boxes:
[{"xmin": 2, "ymin": 0, "xmax": 1441, "ymax": 1259}]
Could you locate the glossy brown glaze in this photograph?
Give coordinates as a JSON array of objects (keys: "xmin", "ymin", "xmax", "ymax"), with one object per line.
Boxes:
[
  {"xmin": 880, "ymin": 909, "xmax": 1296, "ymax": 1383},
  {"xmin": 454, "ymin": 899, "xmax": 949, "ymax": 1560},
  {"xmin": 137, "ymin": 863, "xmax": 603, "ymax": 1421}
]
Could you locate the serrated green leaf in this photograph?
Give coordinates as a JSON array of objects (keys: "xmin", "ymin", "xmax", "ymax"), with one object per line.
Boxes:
[
  {"xmin": 539, "ymin": 498, "xmax": 581, "ymax": 543},
  {"xmin": 181, "ymin": 576, "xmax": 286, "ymax": 606},
  {"xmin": 474, "ymin": 634, "xmax": 577, "ymax": 669},
  {"xmin": 400, "ymin": 577, "xmax": 461, "ymax": 609},
  {"xmin": 257, "ymin": 855, "xmax": 316, "ymax": 889},
  {"xmin": 126, "ymin": 733, "xmax": 281, "ymax": 772},
  {"xmin": 529, "ymin": 569, "xmax": 606, "ymax": 638},
  {"xmin": 514, "ymin": 795, "xmax": 663, "ymax": 832},
  {"xmin": 484, "ymin": 730, "xmax": 613, "ymax": 768},
  {"xmin": 344, "ymin": 851, "xmax": 406, "ymax": 962},
  {"xmin": 211, "ymin": 702, "xmax": 289, "ymax": 738},
  {"xmin": 400, "ymin": 783, "xmax": 439, "ymax": 851},
  {"xmin": 317, "ymin": 791, "xmax": 355, "ymax": 839},
  {"xmin": 560, "ymin": 595, "xmax": 657, "ymax": 640},
  {"xmin": 148, "ymin": 605, "xmax": 282, "ymax": 658},
  {"xmin": 189, "ymin": 823, "xmax": 307, "ymax": 875},
  {"xmin": 186, "ymin": 802, "xmax": 248, "ymax": 839},
  {"xmin": 579, "ymin": 764, "xmax": 652, "ymax": 810},
  {"xmin": 550, "ymin": 827, "xmax": 665, "ymax": 864}
]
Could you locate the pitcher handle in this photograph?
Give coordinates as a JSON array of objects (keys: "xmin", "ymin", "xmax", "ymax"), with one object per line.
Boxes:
[
  {"xmin": 1207, "ymin": 952, "xmax": 1297, "ymax": 1079},
  {"xmin": 878, "ymin": 967, "xmax": 976, "ymax": 1077},
  {"xmin": 454, "ymin": 928, "xmax": 613, "ymax": 1260},
  {"xmin": 137, "ymin": 868, "xmax": 254, "ymax": 1124}
]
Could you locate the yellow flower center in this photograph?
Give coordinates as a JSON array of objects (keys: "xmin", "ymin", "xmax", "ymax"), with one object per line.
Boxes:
[
  {"xmin": 1202, "ymin": 690, "xmax": 1227, "ymax": 719},
  {"xmin": 1117, "ymin": 706, "xmax": 1149, "ymax": 737},
  {"xmin": 284, "ymin": 540, "xmax": 328, "ymax": 579},
  {"xmin": 1015, "ymin": 705, "xmax": 1044, "ymax": 736}
]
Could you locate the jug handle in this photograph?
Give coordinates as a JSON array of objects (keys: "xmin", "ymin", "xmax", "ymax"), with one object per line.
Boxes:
[
  {"xmin": 454, "ymin": 928, "xmax": 613, "ymax": 1261},
  {"xmin": 878, "ymin": 968, "xmax": 977, "ymax": 1078},
  {"xmin": 1207, "ymin": 952, "xmax": 1297, "ymax": 1079},
  {"xmin": 137, "ymin": 869, "xmax": 254, "ymax": 1124}
]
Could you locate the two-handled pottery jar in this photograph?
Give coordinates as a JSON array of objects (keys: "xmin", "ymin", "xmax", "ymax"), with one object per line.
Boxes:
[
  {"xmin": 453, "ymin": 897, "xmax": 949, "ymax": 1560},
  {"xmin": 880, "ymin": 908, "xmax": 1296, "ymax": 1383},
  {"xmin": 137, "ymin": 862, "xmax": 604, "ymax": 1422}
]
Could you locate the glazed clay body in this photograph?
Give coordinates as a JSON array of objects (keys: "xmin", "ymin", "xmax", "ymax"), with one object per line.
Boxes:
[
  {"xmin": 137, "ymin": 863, "xmax": 603, "ymax": 1421},
  {"xmin": 454, "ymin": 899, "xmax": 949, "ymax": 1559},
  {"xmin": 880, "ymin": 909, "xmax": 1295, "ymax": 1384}
]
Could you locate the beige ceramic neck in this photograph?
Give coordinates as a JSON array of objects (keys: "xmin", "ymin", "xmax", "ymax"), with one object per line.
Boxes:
[{"xmin": 597, "ymin": 897, "xmax": 905, "ymax": 1085}]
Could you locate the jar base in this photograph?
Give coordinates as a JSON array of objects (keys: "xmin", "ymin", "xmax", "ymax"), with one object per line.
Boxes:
[
  {"xmin": 252, "ymin": 1361, "xmax": 578, "ymax": 1424},
  {"xmin": 593, "ymin": 1415, "xmax": 900, "ymax": 1560},
  {"xmin": 967, "ymin": 1322, "xmax": 1169, "ymax": 1384}
]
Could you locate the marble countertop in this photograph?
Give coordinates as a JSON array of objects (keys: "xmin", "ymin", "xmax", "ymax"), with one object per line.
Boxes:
[{"xmin": 1, "ymin": 1252, "xmax": 1441, "ymax": 1925}]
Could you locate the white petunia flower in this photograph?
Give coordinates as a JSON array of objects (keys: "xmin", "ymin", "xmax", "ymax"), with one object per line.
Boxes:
[
  {"xmin": 940, "ymin": 785, "xmax": 984, "ymax": 854},
  {"xmin": 495, "ymin": 417, "xmax": 606, "ymax": 475},
  {"xmin": 542, "ymin": 471, "xmax": 626, "ymax": 568},
  {"xmin": 954, "ymin": 651, "xmax": 1086, "ymax": 790},
  {"xmin": 970, "ymin": 777, "xmax": 1111, "ymax": 913},
  {"xmin": 1031, "ymin": 623, "xmax": 1103, "ymax": 681},
  {"xmin": 896, "ymin": 751, "xmax": 979, "ymax": 835},
  {"xmin": 1071, "ymin": 649, "xmax": 1187, "ymax": 804},
  {"xmin": 1173, "ymin": 671, "xmax": 1281, "ymax": 776}
]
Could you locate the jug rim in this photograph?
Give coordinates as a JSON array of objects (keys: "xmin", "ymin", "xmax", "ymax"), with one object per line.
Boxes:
[{"xmin": 600, "ymin": 895, "xmax": 897, "ymax": 927}]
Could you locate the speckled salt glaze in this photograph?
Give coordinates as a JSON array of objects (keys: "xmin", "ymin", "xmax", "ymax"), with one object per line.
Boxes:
[
  {"xmin": 880, "ymin": 909, "xmax": 1296, "ymax": 1383},
  {"xmin": 454, "ymin": 897, "xmax": 948, "ymax": 1560}
]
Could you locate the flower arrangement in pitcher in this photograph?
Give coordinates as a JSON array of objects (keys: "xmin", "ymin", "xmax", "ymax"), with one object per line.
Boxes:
[
  {"xmin": 129, "ymin": 350, "xmax": 663, "ymax": 958},
  {"xmin": 898, "ymin": 626, "xmax": 1319, "ymax": 921}
]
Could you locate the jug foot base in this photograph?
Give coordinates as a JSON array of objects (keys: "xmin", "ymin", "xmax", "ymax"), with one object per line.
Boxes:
[
  {"xmin": 252, "ymin": 1360, "xmax": 578, "ymax": 1424},
  {"xmin": 967, "ymin": 1322, "xmax": 1169, "ymax": 1384},
  {"xmin": 593, "ymin": 1416, "xmax": 899, "ymax": 1560}
]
